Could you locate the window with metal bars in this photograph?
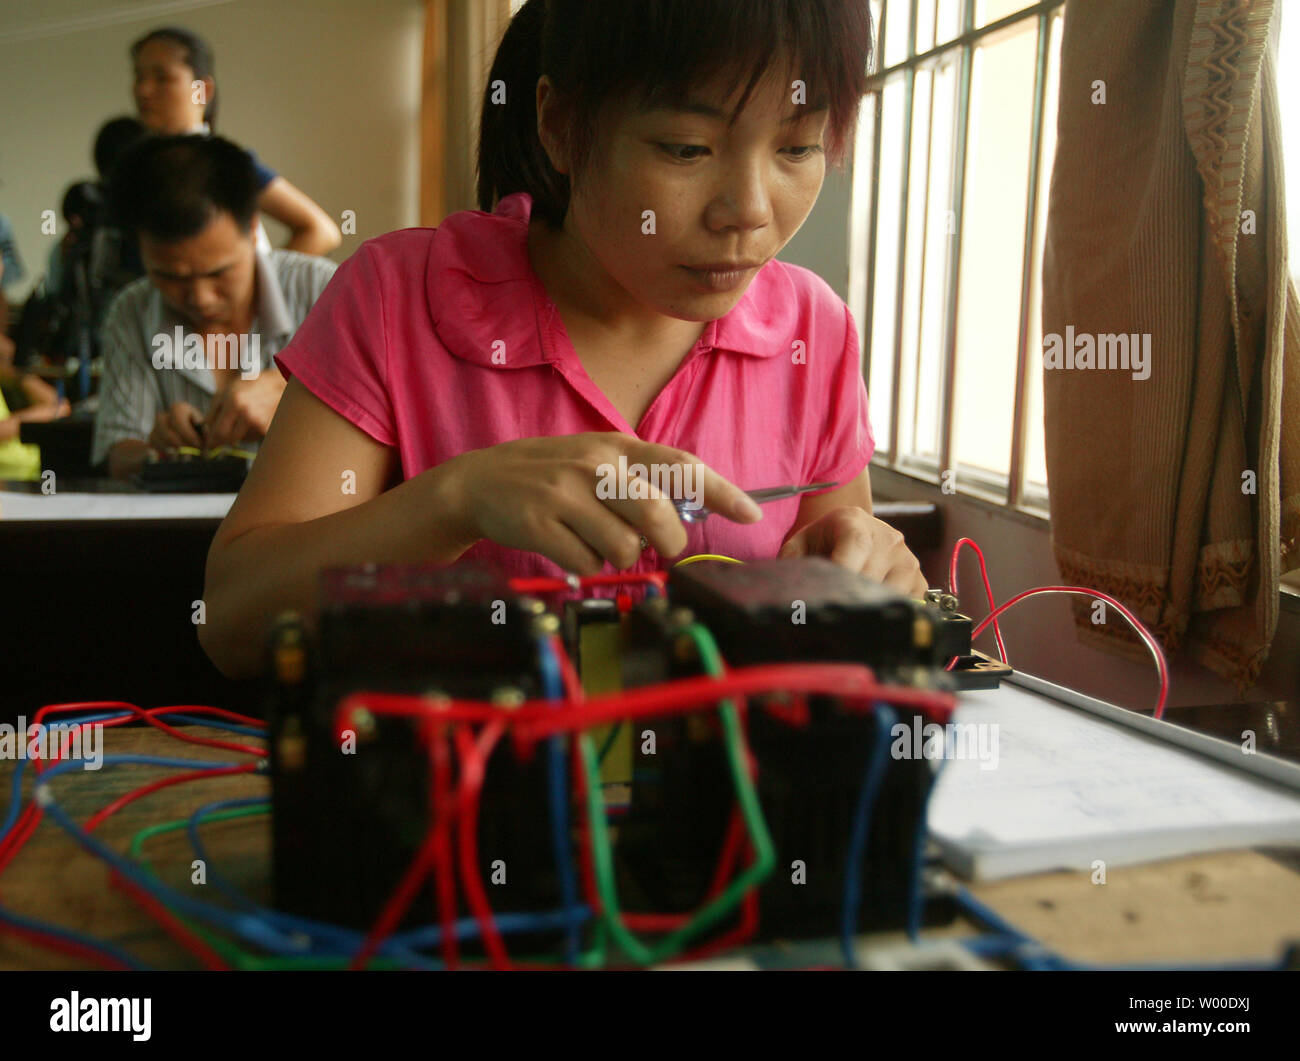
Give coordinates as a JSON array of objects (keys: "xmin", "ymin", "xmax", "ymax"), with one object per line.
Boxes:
[{"xmin": 851, "ymin": 0, "xmax": 1066, "ymax": 516}]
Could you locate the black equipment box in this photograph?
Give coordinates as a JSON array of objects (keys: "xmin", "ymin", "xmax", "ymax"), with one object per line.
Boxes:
[{"xmin": 267, "ymin": 559, "xmax": 970, "ymax": 957}]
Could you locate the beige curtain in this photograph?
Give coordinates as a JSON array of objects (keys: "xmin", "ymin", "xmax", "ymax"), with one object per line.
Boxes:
[
  {"xmin": 421, "ymin": 0, "xmax": 515, "ymax": 226},
  {"xmin": 1042, "ymin": 0, "xmax": 1300, "ymax": 694}
]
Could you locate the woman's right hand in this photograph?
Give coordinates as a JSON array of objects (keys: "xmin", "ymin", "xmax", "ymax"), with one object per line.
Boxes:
[{"xmin": 438, "ymin": 432, "xmax": 764, "ymax": 575}]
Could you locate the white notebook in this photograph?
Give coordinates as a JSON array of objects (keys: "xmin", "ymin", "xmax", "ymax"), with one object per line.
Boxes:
[{"xmin": 926, "ymin": 682, "xmax": 1300, "ymax": 880}]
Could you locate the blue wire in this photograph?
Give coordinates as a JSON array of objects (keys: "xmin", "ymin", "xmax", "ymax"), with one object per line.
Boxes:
[
  {"xmin": 0, "ymin": 709, "xmax": 265, "ymax": 972},
  {"xmin": 0, "ymin": 742, "xmax": 246, "ymax": 973},
  {"xmin": 394, "ymin": 906, "xmax": 593, "ymax": 951},
  {"xmin": 840, "ymin": 704, "xmax": 898, "ymax": 968},
  {"xmin": 907, "ymin": 754, "xmax": 947, "ymax": 941},
  {"xmin": 0, "ymin": 904, "xmax": 151, "ymax": 971},
  {"xmin": 183, "ymin": 801, "xmax": 591, "ymax": 956},
  {"xmin": 182, "ymin": 796, "xmax": 421, "ymax": 956},
  {"xmin": 185, "ymin": 797, "xmax": 272, "ymax": 912},
  {"xmin": 182, "ymin": 796, "xmax": 592, "ymax": 960},
  {"xmin": 32, "ymin": 755, "xmax": 436, "ymax": 966},
  {"xmin": 3, "ymin": 708, "xmax": 583, "ymax": 967},
  {"xmin": 185, "ymin": 800, "xmax": 592, "ymax": 954},
  {"xmin": 536, "ymin": 635, "xmax": 581, "ymax": 966},
  {"xmin": 163, "ymin": 713, "xmax": 266, "ymax": 738},
  {"xmin": 10, "ymin": 710, "xmax": 584, "ymax": 966},
  {"xmin": 1, "ymin": 708, "xmax": 265, "ymax": 845},
  {"xmin": 2, "ymin": 710, "xmax": 126, "ymax": 842}
]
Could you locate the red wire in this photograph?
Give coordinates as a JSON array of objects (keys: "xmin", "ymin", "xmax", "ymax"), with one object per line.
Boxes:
[
  {"xmin": 429, "ymin": 725, "xmax": 460, "ymax": 969},
  {"xmin": 621, "ymin": 806, "xmax": 748, "ymax": 932},
  {"xmin": 0, "ymin": 917, "xmax": 132, "ymax": 971},
  {"xmin": 0, "ymin": 704, "xmax": 264, "ymax": 968},
  {"xmin": 948, "ymin": 537, "xmax": 1008, "ymax": 664},
  {"xmin": 508, "ymin": 571, "xmax": 668, "ymax": 595},
  {"xmin": 0, "ymin": 805, "xmax": 42, "ymax": 875},
  {"xmin": 350, "ymin": 759, "xmax": 451, "ymax": 970},
  {"xmin": 550, "ymin": 633, "xmax": 584, "ymax": 702},
  {"xmin": 971, "ymin": 585, "xmax": 1170, "ymax": 718},
  {"xmin": 549, "ymin": 633, "xmax": 764, "ymax": 959},
  {"xmin": 337, "ymin": 664, "xmax": 956, "ymax": 748},
  {"xmin": 1, "ymin": 771, "xmax": 253, "ymax": 969},
  {"xmin": 27, "ymin": 701, "xmax": 265, "ymax": 758},
  {"xmin": 32, "ymin": 700, "xmax": 263, "ymax": 730},
  {"xmin": 83, "ymin": 764, "xmax": 260, "ymax": 834},
  {"xmin": 569, "ymin": 739, "xmax": 603, "ymax": 916},
  {"xmin": 1, "ymin": 703, "xmax": 266, "ymax": 870},
  {"xmin": 106, "ymin": 870, "xmax": 231, "ymax": 971},
  {"xmin": 351, "ymin": 720, "xmax": 510, "ymax": 970},
  {"xmin": 83, "ymin": 766, "xmax": 257, "ymax": 974},
  {"xmin": 453, "ymin": 721, "xmax": 511, "ymax": 969}
]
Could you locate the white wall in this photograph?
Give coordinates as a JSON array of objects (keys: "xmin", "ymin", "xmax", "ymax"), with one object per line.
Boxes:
[
  {"xmin": 779, "ymin": 164, "xmax": 853, "ymax": 302},
  {"xmin": 0, "ymin": 0, "xmax": 424, "ymax": 302}
]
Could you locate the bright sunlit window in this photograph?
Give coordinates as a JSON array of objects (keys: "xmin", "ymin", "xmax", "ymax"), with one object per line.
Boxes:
[{"xmin": 850, "ymin": 0, "xmax": 1063, "ymax": 514}]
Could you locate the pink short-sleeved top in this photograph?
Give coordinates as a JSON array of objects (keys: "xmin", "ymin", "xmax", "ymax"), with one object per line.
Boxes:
[{"xmin": 275, "ymin": 192, "xmax": 874, "ymax": 587}]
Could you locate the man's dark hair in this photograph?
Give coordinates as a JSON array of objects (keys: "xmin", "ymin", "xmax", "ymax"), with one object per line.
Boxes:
[
  {"xmin": 107, "ymin": 134, "xmax": 259, "ymax": 242},
  {"xmin": 478, "ymin": 0, "xmax": 875, "ymax": 228},
  {"xmin": 61, "ymin": 180, "xmax": 103, "ymax": 227},
  {"xmin": 93, "ymin": 116, "xmax": 148, "ymax": 180}
]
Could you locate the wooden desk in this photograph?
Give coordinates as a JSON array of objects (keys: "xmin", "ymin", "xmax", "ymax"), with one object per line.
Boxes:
[
  {"xmin": 0, "ymin": 726, "xmax": 268, "ymax": 971},
  {"xmin": 2, "ymin": 724, "xmax": 1297, "ymax": 970}
]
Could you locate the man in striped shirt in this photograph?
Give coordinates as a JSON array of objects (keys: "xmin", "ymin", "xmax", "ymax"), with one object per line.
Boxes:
[{"xmin": 93, "ymin": 135, "xmax": 336, "ymax": 479}]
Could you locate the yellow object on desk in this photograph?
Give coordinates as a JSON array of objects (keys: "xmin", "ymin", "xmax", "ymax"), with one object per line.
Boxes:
[
  {"xmin": 172, "ymin": 445, "xmax": 257, "ymax": 462},
  {"xmin": 0, "ymin": 387, "xmax": 41, "ymax": 482}
]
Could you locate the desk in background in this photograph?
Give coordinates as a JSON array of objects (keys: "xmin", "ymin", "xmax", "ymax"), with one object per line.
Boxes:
[
  {"xmin": 19, "ymin": 414, "xmax": 96, "ymax": 480},
  {"xmin": 0, "ymin": 480, "xmax": 248, "ymax": 719}
]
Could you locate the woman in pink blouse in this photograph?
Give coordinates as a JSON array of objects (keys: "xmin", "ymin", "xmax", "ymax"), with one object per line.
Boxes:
[{"xmin": 201, "ymin": 0, "xmax": 925, "ymax": 677}]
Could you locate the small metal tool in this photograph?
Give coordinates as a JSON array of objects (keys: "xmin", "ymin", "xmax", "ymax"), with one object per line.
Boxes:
[{"xmin": 674, "ymin": 481, "xmax": 838, "ymax": 524}]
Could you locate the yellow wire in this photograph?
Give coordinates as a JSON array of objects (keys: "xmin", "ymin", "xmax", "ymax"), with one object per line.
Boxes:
[
  {"xmin": 673, "ymin": 553, "xmax": 745, "ymax": 567},
  {"xmin": 172, "ymin": 445, "xmax": 256, "ymax": 461}
]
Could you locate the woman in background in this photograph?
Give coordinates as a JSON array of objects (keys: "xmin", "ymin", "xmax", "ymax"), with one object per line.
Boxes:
[{"xmin": 130, "ymin": 26, "xmax": 341, "ymax": 256}]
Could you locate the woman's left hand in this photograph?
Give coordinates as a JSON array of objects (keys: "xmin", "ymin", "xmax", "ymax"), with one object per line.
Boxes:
[{"xmin": 778, "ymin": 505, "xmax": 929, "ymax": 598}]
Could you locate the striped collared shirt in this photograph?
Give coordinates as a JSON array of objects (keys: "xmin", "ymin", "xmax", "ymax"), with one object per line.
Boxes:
[{"xmin": 92, "ymin": 249, "xmax": 337, "ymax": 466}]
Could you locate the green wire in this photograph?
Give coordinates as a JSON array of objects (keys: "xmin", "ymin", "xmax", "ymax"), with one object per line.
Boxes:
[
  {"xmin": 130, "ymin": 805, "xmax": 410, "ymax": 970},
  {"xmin": 126, "ymin": 623, "xmax": 768, "ymax": 970},
  {"xmin": 596, "ymin": 721, "xmax": 623, "ymax": 765},
  {"xmin": 128, "ymin": 796, "xmax": 604, "ymax": 969},
  {"xmin": 578, "ymin": 622, "xmax": 775, "ymax": 965}
]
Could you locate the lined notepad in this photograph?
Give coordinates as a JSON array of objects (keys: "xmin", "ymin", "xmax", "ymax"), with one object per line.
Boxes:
[{"xmin": 927, "ymin": 684, "xmax": 1300, "ymax": 881}]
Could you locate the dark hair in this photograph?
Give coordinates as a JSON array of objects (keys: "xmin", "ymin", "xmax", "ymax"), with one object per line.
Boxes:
[
  {"xmin": 477, "ymin": 0, "xmax": 874, "ymax": 227},
  {"xmin": 93, "ymin": 116, "xmax": 148, "ymax": 179},
  {"xmin": 61, "ymin": 180, "xmax": 103, "ymax": 227},
  {"xmin": 107, "ymin": 134, "xmax": 259, "ymax": 242},
  {"xmin": 131, "ymin": 26, "xmax": 219, "ymax": 130}
]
